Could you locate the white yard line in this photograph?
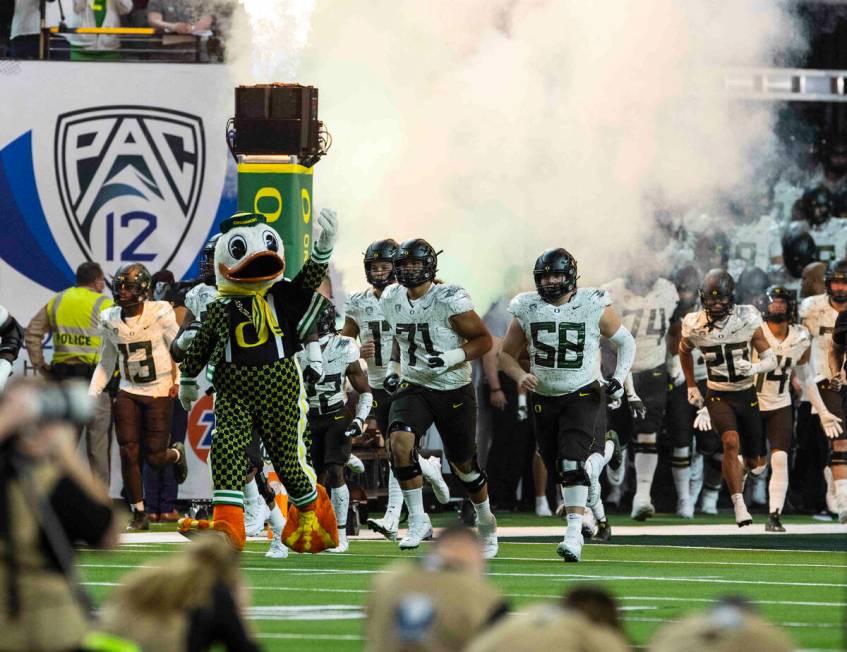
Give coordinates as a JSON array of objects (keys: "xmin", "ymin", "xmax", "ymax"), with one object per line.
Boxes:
[{"xmin": 257, "ymin": 633, "xmax": 362, "ymax": 641}]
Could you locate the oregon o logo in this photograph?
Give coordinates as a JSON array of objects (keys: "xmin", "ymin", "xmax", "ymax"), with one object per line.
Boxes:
[
  {"xmin": 187, "ymin": 393, "xmax": 215, "ymax": 464},
  {"xmin": 254, "ymin": 186, "xmax": 283, "ymax": 223}
]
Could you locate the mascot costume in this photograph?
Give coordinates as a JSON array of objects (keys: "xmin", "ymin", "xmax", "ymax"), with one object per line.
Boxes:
[{"xmin": 177, "ymin": 209, "xmax": 338, "ymax": 553}]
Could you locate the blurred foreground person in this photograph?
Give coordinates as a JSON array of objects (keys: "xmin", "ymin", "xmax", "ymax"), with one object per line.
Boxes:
[
  {"xmin": 0, "ymin": 380, "xmax": 119, "ymax": 651},
  {"xmin": 365, "ymin": 524, "xmax": 507, "ymax": 652},
  {"xmin": 99, "ymin": 537, "xmax": 259, "ymax": 652}
]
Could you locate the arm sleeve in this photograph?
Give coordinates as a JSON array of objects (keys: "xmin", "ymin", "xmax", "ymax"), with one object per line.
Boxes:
[
  {"xmin": 0, "ymin": 306, "xmax": 24, "ymax": 363},
  {"xmin": 24, "ymin": 305, "xmax": 51, "ymax": 367},
  {"xmin": 608, "ymin": 325, "xmax": 636, "ymax": 383},
  {"xmin": 179, "ymin": 301, "xmax": 221, "ymax": 379},
  {"xmin": 89, "ymin": 328, "xmax": 118, "ymax": 396}
]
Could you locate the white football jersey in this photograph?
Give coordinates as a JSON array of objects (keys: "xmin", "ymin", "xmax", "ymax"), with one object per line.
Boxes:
[
  {"xmin": 344, "ymin": 288, "xmax": 394, "ymax": 386},
  {"xmin": 602, "ymin": 278, "xmax": 678, "ymax": 372},
  {"xmin": 184, "ymin": 283, "xmax": 219, "ymax": 321},
  {"xmin": 753, "ymin": 324, "xmax": 810, "ymax": 411},
  {"xmin": 296, "ymin": 335, "xmax": 360, "ymax": 413},
  {"xmin": 726, "ymin": 214, "xmax": 781, "ymax": 280},
  {"xmin": 802, "ymin": 219, "xmax": 847, "ymax": 264},
  {"xmin": 681, "ymin": 305, "xmax": 763, "ymax": 391},
  {"xmin": 380, "ymin": 283, "xmax": 474, "ymax": 391},
  {"xmin": 98, "ymin": 301, "xmax": 179, "ymax": 397},
  {"xmin": 799, "ymin": 293, "xmax": 842, "ymax": 382},
  {"xmin": 509, "ymin": 288, "xmax": 610, "ymax": 397}
]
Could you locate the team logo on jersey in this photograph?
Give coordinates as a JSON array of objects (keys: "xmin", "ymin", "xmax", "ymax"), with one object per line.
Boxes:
[
  {"xmin": 55, "ymin": 106, "xmax": 205, "ymax": 271},
  {"xmin": 187, "ymin": 393, "xmax": 215, "ymax": 464}
]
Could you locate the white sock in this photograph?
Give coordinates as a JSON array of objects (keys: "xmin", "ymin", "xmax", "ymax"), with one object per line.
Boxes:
[
  {"xmin": 835, "ymin": 479, "xmax": 847, "ymax": 510},
  {"xmin": 385, "ymin": 469, "xmax": 403, "ymax": 519},
  {"xmin": 603, "ymin": 439, "xmax": 615, "ymax": 465},
  {"xmin": 402, "ymin": 487, "xmax": 425, "ymax": 518},
  {"xmin": 244, "ymin": 478, "xmax": 260, "ymax": 502},
  {"xmin": 563, "ymin": 484, "xmax": 588, "ymax": 510},
  {"xmin": 133, "ymin": 501, "xmax": 144, "ymax": 512},
  {"xmin": 769, "ymin": 451, "xmax": 788, "ymax": 514},
  {"xmin": 592, "ymin": 499, "xmax": 606, "ymax": 521},
  {"xmin": 536, "ymin": 495, "xmax": 550, "ymax": 511},
  {"xmin": 634, "ymin": 434, "xmax": 658, "ymax": 501},
  {"xmin": 672, "ymin": 446, "xmax": 691, "ymax": 503},
  {"xmin": 472, "ymin": 497, "xmax": 494, "ymax": 522},
  {"xmin": 731, "ymin": 492, "xmax": 747, "ymax": 510},
  {"xmin": 587, "ymin": 452, "xmax": 605, "ymax": 481},
  {"xmin": 566, "ymin": 512, "xmax": 583, "ymax": 537},
  {"xmin": 518, "ymin": 393, "xmax": 527, "ymax": 408},
  {"xmin": 331, "ymin": 485, "xmax": 350, "ymax": 528},
  {"xmin": 268, "ymin": 504, "xmax": 285, "ymax": 531}
]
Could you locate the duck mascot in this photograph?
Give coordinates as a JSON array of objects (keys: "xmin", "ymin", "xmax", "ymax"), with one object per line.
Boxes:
[{"xmin": 177, "ymin": 209, "xmax": 338, "ymax": 553}]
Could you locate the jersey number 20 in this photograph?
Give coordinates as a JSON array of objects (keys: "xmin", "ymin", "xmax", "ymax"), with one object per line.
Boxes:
[{"xmin": 700, "ymin": 342, "xmax": 750, "ymax": 383}]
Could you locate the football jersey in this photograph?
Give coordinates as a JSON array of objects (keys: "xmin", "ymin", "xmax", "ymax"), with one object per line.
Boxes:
[
  {"xmin": 380, "ymin": 283, "xmax": 474, "ymax": 391},
  {"xmin": 509, "ymin": 288, "xmax": 610, "ymax": 397},
  {"xmin": 344, "ymin": 288, "xmax": 394, "ymax": 386},
  {"xmin": 726, "ymin": 214, "xmax": 781, "ymax": 279},
  {"xmin": 98, "ymin": 301, "xmax": 179, "ymax": 397},
  {"xmin": 602, "ymin": 277, "xmax": 678, "ymax": 372},
  {"xmin": 681, "ymin": 305, "xmax": 763, "ymax": 392},
  {"xmin": 754, "ymin": 324, "xmax": 811, "ymax": 411},
  {"xmin": 801, "ymin": 219, "xmax": 847, "ymax": 265},
  {"xmin": 296, "ymin": 335, "xmax": 360, "ymax": 414},
  {"xmin": 799, "ymin": 293, "xmax": 843, "ymax": 382},
  {"xmin": 184, "ymin": 283, "xmax": 218, "ymax": 321}
]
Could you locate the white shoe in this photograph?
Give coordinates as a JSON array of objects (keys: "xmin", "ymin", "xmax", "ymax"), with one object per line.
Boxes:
[
  {"xmin": 839, "ymin": 509, "xmax": 847, "ymax": 524},
  {"xmin": 581, "ymin": 509, "xmax": 597, "ymax": 538},
  {"xmin": 630, "ymin": 495, "xmax": 655, "ymax": 521},
  {"xmin": 700, "ymin": 488, "xmax": 719, "ymax": 515},
  {"xmin": 535, "ymin": 498, "xmax": 553, "ymax": 517},
  {"xmin": 398, "ymin": 515, "xmax": 432, "ymax": 550},
  {"xmin": 676, "ymin": 497, "xmax": 694, "ymax": 519},
  {"xmin": 824, "ymin": 467, "xmax": 837, "ymax": 514},
  {"xmin": 606, "ymin": 447, "xmax": 627, "ymax": 486},
  {"xmin": 346, "ymin": 454, "xmax": 365, "ymax": 475},
  {"xmin": 734, "ymin": 499, "xmax": 753, "ymax": 527},
  {"xmin": 557, "ymin": 533, "xmax": 583, "ymax": 562},
  {"xmin": 245, "ymin": 498, "xmax": 270, "ymax": 537},
  {"xmin": 477, "ymin": 513, "xmax": 498, "ymax": 559},
  {"xmin": 328, "ymin": 530, "xmax": 349, "ymax": 553},
  {"xmin": 421, "ymin": 456, "xmax": 450, "ymax": 504},
  {"xmin": 266, "ymin": 529, "xmax": 289, "ymax": 558},
  {"xmin": 367, "ymin": 515, "xmax": 399, "ymax": 541}
]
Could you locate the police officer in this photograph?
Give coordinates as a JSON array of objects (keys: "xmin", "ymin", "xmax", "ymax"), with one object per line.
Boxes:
[{"xmin": 24, "ymin": 262, "xmax": 113, "ymax": 484}]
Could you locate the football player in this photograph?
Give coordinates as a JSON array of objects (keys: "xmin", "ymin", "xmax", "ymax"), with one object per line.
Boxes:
[
  {"xmin": 499, "ymin": 248, "xmax": 635, "ymax": 562},
  {"xmin": 380, "ymin": 239, "xmax": 497, "ymax": 557},
  {"xmin": 89, "ymin": 263, "xmax": 188, "ymax": 530},
  {"xmin": 342, "ymin": 239, "xmax": 449, "ymax": 541},
  {"xmin": 797, "ymin": 187, "xmax": 847, "ymax": 265},
  {"xmin": 603, "ymin": 265, "xmax": 679, "ymax": 520},
  {"xmin": 297, "ymin": 304, "xmax": 374, "ymax": 553},
  {"xmin": 803, "ymin": 259, "xmax": 847, "ymax": 523},
  {"xmin": 724, "ymin": 200, "xmax": 782, "ymax": 282},
  {"xmin": 751, "ymin": 287, "xmax": 811, "ymax": 531},
  {"xmin": 679, "ymin": 270, "xmax": 777, "ymax": 527}
]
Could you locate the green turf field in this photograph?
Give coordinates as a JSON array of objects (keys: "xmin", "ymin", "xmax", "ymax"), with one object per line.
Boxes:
[{"xmin": 78, "ymin": 514, "xmax": 846, "ymax": 650}]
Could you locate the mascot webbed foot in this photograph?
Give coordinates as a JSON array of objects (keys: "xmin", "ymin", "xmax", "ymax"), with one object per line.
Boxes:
[
  {"xmin": 282, "ymin": 485, "xmax": 338, "ymax": 553},
  {"xmin": 198, "ymin": 504, "xmax": 247, "ymax": 551}
]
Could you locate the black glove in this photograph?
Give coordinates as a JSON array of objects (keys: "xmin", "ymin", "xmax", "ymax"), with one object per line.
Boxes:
[
  {"xmin": 628, "ymin": 398, "xmax": 647, "ymax": 420},
  {"xmin": 302, "ymin": 365, "xmax": 322, "ymax": 385},
  {"xmin": 604, "ymin": 376, "xmax": 624, "ymax": 400},
  {"xmin": 383, "ymin": 373, "xmax": 400, "ymax": 394},
  {"xmin": 344, "ymin": 418, "xmax": 364, "ymax": 438}
]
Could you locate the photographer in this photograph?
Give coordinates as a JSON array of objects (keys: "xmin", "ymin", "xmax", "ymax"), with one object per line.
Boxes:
[{"xmin": 0, "ymin": 380, "xmax": 119, "ymax": 651}]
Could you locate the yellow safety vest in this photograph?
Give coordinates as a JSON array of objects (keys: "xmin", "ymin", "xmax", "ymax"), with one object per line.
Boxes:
[{"xmin": 46, "ymin": 286, "xmax": 113, "ymax": 365}]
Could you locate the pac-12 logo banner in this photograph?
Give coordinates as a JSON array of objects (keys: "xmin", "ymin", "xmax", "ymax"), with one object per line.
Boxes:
[
  {"xmin": 187, "ymin": 393, "xmax": 215, "ymax": 464},
  {"xmin": 54, "ymin": 106, "xmax": 205, "ymax": 272}
]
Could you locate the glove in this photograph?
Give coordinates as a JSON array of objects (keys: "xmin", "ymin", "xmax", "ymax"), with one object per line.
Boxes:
[
  {"xmin": 384, "ymin": 373, "xmax": 400, "ymax": 394},
  {"xmin": 302, "ymin": 365, "xmax": 322, "ymax": 385},
  {"xmin": 820, "ymin": 410, "xmax": 844, "ymax": 439},
  {"xmin": 178, "ymin": 379, "xmax": 199, "ymax": 412},
  {"xmin": 604, "ymin": 376, "xmax": 624, "ymax": 400},
  {"xmin": 426, "ymin": 348, "xmax": 466, "ymax": 369},
  {"xmin": 733, "ymin": 358, "xmax": 754, "ymax": 377},
  {"xmin": 693, "ymin": 406, "xmax": 712, "ymax": 431},
  {"xmin": 516, "ymin": 404, "xmax": 528, "ymax": 422},
  {"xmin": 315, "ymin": 208, "xmax": 338, "ymax": 253},
  {"xmin": 687, "ymin": 385, "xmax": 704, "ymax": 407},
  {"xmin": 628, "ymin": 397, "xmax": 647, "ymax": 420},
  {"xmin": 0, "ymin": 358, "xmax": 12, "ymax": 393},
  {"xmin": 608, "ymin": 397, "xmax": 622, "ymax": 410},
  {"xmin": 344, "ymin": 417, "xmax": 364, "ymax": 438},
  {"xmin": 829, "ymin": 374, "xmax": 844, "ymax": 391}
]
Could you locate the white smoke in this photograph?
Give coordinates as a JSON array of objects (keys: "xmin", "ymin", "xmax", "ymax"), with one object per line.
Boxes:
[{"xmin": 228, "ymin": 1, "xmax": 805, "ymax": 307}]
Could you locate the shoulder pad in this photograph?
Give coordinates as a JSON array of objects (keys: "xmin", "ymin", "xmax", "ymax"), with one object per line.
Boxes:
[{"xmin": 507, "ymin": 292, "xmax": 535, "ymax": 316}]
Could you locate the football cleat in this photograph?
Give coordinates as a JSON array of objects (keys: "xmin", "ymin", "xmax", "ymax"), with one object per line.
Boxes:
[
  {"xmin": 328, "ymin": 530, "xmax": 349, "ymax": 553},
  {"xmin": 346, "ymin": 454, "xmax": 365, "ymax": 475},
  {"xmin": 421, "ymin": 456, "xmax": 450, "ymax": 504},
  {"xmin": 367, "ymin": 515, "xmax": 399, "ymax": 541},
  {"xmin": 593, "ymin": 518, "xmax": 612, "ymax": 542},
  {"xmin": 398, "ymin": 514, "xmax": 433, "ymax": 550},
  {"xmin": 266, "ymin": 528, "xmax": 290, "ymax": 558},
  {"xmin": 126, "ymin": 510, "xmax": 150, "ymax": 532},
  {"xmin": 699, "ymin": 488, "xmax": 719, "ymax": 515},
  {"xmin": 630, "ymin": 496, "xmax": 655, "ymax": 521},
  {"xmin": 676, "ymin": 497, "xmax": 694, "ymax": 519},
  {"xmin": 734, "ymin": 500, "xmax": 753, "ymax": 528},
  {"xmin": 244, "ymin": 496, "xmax": 270, "ymax": 537},
  {"xmin": 171, "ymin": 442, "xmax": 189, "ymax": 484},
  {"xmin": 581, "ymin": 508, "xmax": 597, "ymax": 538},
  {"xmin": 557, "ymin": 533, "xmax": 583, "ymax": 562},
  {"xmin": 765, "ymin": 511, "xmax": 786, "ymax": 533},
  {"xmin": 477, "ymin": 513, "xmax": 499, "ymax": 559}
]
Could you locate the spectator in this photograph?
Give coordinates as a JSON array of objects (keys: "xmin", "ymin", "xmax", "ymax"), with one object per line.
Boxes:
[
  {"xmin": 9, "ymin": 0, "xmax": 70, "ymax": 59},
  {"xmin": 66, "ymin": 0, "xmax": 132, "ymax": 60},
  {"xmin": 365, "ymin": 524, "xmax": 507, "ymax": 651},
  {"xmin": 25, "ymin": 262, "xmax": 114, "ymax": 486},
  {"xmin": 0, "ymin": 380, "xmax": 119, "ymax": 651},
  {"xmin": 146, "ymin": 0, "xmax": 212, "ymax": 34},
  {"xmin": 99, "ymin": 537, "xmax": 260, "ymax": 651}
]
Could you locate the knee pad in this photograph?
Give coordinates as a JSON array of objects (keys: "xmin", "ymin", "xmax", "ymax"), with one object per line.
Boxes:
[
  {"xmin": 393, "ymin": 440, "xmax": 423, "ymax": 481},
  {"xmin": 830, "ymin": 450, "xmax": 847, "ymax": 467},
  {"xmin": 633, "ymin": 433, "xmax": 658, "ymax": 455},
  {"xmin": 557, "ymin": 458, "xmax": 590, "ymax": 487},
  {"xmin": 672, "ymin": 446, "xmax": 690, "ymax": 468},
  {"xmin": 452, "ymin": 456, "xmax": 487, "ymax": 494},
  {"xmin": 388, "ymin": 422, "xmax": 415, "ymax": 436}
]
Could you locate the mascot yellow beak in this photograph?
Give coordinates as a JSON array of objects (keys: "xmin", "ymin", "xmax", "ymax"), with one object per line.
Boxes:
[{"xmin": 218, "ymin": 250, "xmax": 285, "ymax": 283}]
